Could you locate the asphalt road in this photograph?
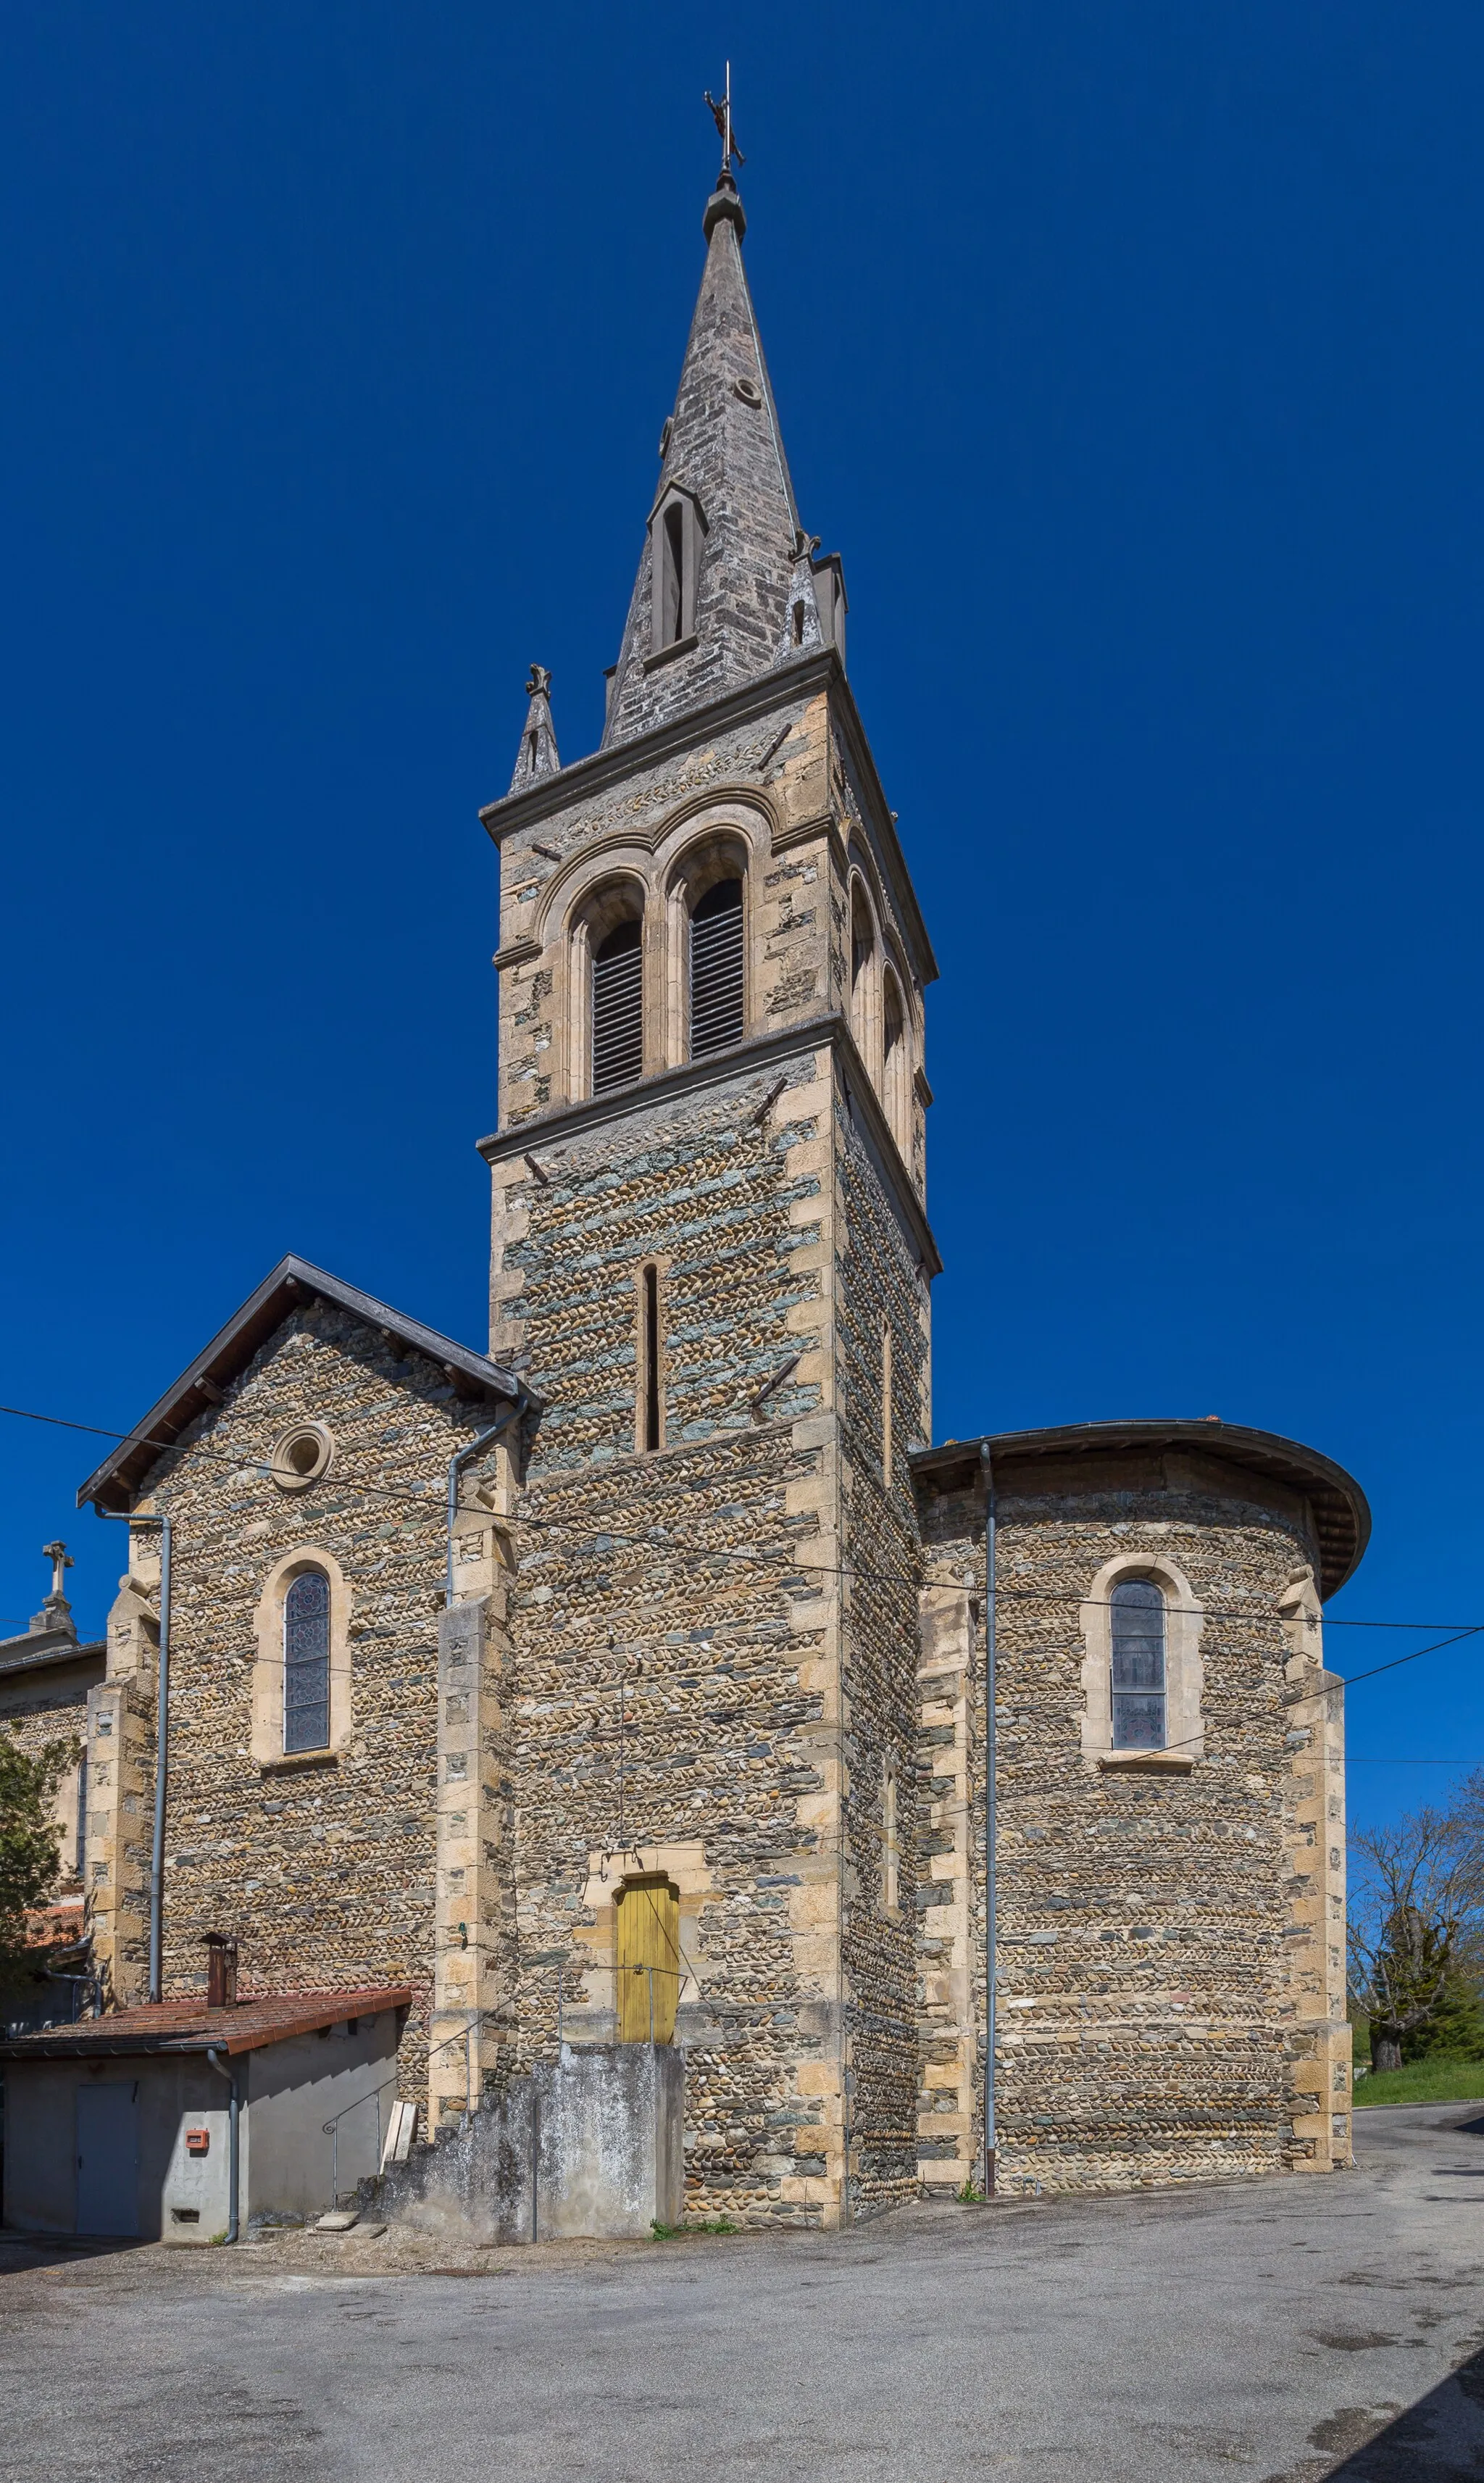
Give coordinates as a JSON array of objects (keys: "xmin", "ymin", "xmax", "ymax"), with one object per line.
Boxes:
[{"xmin": 3, "ymin": 2102, "xmax": 1483, "ymax": 2482}]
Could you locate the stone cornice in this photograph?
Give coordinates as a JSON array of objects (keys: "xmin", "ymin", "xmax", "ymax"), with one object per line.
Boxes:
[
  {"xmin": 491, "ymin": 937, "xmax": 542, "ymax": 974},
  {"xmin": 478, "ymin": 649, "xmax": 938, "ymax": 993},
  {"xmin": 479, "ymin": 652, "xmax": 836, "ymax": 844},
  {"xmin": 478, "ymin": 1011, "xmax": 941, "ymax": 1278}
]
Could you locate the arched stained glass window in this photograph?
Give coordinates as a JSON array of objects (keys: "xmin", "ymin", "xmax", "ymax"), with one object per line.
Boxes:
[
  {"xmin": 284, "ymin": 1569, "xmax": 330, "ymax": 1754},
  {"xmin": 689, "ymin": 876, "xmax": 743, "ymax": 1057},
  {"xmin": 1110, "ymin": 1578, "xmax": 1166, "ymax": 1750}
]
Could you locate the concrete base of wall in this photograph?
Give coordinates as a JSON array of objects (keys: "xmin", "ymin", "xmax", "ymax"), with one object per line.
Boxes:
[{"xmin": 366, "ymin": 2045, "xmax": 683, "ymax": 2245}]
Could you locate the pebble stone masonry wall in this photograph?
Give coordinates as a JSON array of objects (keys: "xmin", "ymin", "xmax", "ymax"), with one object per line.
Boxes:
[
  {"xmin": 914, "ymin": 1447, "xmax": 1351, "ymax": 2196},
  {"xmin": 85, "ymin": 1300, "xmax": 509, "ymax": 2110},
  {"xmin": 480, "ymin": 614, "xmax": 938, "ymax": 2221},
  {"xmin": 60, "ymin": 167, "xmax": 1364, "ymax": 2224}
]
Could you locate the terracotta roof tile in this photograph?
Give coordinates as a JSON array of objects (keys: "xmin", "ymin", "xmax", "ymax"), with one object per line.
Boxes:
[{"xmin": 0, "ymin": 1985, "xmax": 412, "ymax": 2059}]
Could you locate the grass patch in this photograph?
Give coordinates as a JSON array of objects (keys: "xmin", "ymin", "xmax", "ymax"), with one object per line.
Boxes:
[
  {"xmin": 649, "ymin": 2216, "xmax": 739, "ymax": 2239},
  {"xmin": 1354, "ymin": 2058, "xmax": 1484, "ymax": 2108}
]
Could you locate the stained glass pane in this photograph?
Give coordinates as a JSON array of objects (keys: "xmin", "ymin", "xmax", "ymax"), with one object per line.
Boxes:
[
  {"xmin": 284, "ymin": 1568, "xmax": 330, "ymax": 1754},
  {"xmin": 1110, "ymin": 1578, "xmax": 1165, "ymax": 1750}
]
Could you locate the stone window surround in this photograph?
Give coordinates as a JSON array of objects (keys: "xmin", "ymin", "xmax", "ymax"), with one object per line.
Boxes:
[
  {"xmin": 575, "ymin": 1839, "xmax": 712, "ymax": 2037},
  {"xmin": 633, "ymin": 1252, "xmax": 672, "ymax": 1455},
  {"xmin": 555, "ymin": 808, "xmax": 767, "ymax": 1103},
  {"xmin": 665, "ymin": 828, "xmax": 750, "ymax": 1065},
  {"xmin": 569, "ymin": 872, "xmax": 648, "ymax": 1100},
  {"xmin": 1080, "ymin": 1550, "xmax": 1204, "ymax": 1772},
  {"xmin": 844, "ymin": 856, "xmax": 918, "ymax": 1118},
  {"xmin": 881, "ymin": 964, "xmax": 911, "ymax": 1159},
  {"xmin": 252, "ymin": 1545, "xmax": 353, "ymax": 1768},
  {"xmin": 648, "ymin": 483, "xmax": 706, "ymax": 657},
  {"xmin": 517, "ymin": 791, "xmax": 920, "ymax": 1167}
]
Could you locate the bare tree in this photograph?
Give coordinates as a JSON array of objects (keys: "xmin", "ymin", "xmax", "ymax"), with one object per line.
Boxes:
[{"xmin": 1348, "ymin": 1809, "xmax": 1480, "ymax": 2075}]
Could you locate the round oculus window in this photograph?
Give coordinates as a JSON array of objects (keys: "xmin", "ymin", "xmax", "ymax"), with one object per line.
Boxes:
[
  {"xmin": 733, "ymin": 375, "xmax": 762, "ymax": 407},
  {"xmin": 270, "ymin": 1423, "xmax": 334, "ymax": 1492}
]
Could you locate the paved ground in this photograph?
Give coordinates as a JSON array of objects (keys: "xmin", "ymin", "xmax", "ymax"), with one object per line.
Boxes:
[{"xmin": 3, "ymin": 2102, "xmax": 1483, "ymax": 2482}]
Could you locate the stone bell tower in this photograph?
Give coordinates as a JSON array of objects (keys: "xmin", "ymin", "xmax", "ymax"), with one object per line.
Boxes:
[{"xmin": 472, "ymin": 155, "xmax": 940, "ymax": 2226}]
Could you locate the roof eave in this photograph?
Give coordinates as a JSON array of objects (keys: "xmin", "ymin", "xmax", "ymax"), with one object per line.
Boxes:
[
  {"xmin": 76, "ymin": 1256, "xmax": 530, "ymax": 1515},
  {"xmin": 908, "ymin": 1419, "xmax": 1370, "ymax": 1601}
]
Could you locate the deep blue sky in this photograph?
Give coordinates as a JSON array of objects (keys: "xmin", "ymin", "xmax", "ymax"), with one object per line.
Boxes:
[{"xmin": 3, "ymin": 4, "xmax": 1480, "ymax": 1834}]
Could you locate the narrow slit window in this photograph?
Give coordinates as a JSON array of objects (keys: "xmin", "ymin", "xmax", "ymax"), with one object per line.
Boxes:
[
  {"xmin": 689, "ymin": 877, "xmax": 744, "ymax": 1057},
  {"xmin": 883, "ymin": 1766, "xmax": 899, "ymax": 1914},
  {"xmin": 661, "ymin": 502, "xmax": 685, "ymax": 644},
  {"xmin": 283, "ymin": 1569, "xmax": 331, "ymax": 1754},
  {"xmin": 792, "ymin": 599, "xmax": 806, "ymax": 645},
  {"xmin": 639, "ymin": 1263, "xmax": 662, "ymax": 1452},
  {"xmin": 592, "ymin": 918, "xmax": 643, "ymax": 1092},
  {"xmin": 1110, "ymin": 1579, "xmax": 1167, "ymax": 1750}
]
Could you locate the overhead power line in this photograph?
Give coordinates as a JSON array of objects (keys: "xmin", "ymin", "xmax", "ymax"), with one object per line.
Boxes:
[{"xmin": 1, "ymin": 1398, "xmax": 1481, "ymax": 1696}]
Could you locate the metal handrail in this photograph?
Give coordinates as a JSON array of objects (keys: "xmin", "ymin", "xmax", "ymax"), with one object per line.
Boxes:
[{"xmin": 322, "ymin": 2074, "xmax": 400, "ymax": 2206}]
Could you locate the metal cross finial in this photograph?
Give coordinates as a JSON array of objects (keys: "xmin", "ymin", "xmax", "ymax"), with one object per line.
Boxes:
[
  {"xmin": 42, "ymin": 1539, "xmax": 72, "ymax": 1600},
  {"xmin": 704, "ymin": 63, "xmax": 745, "ymax": 172}
]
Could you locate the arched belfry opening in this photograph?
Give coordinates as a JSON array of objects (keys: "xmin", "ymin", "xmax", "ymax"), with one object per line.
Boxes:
[
  {"xmin": 592, "ymin": 918, "xmax": 644, "ymax": 1092},
  {"xmin": 689, "ymin": 876, "xmax": 744, "ymax": 1055}
]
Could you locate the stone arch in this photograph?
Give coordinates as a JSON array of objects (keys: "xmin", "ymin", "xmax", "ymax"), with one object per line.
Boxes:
[
  {"xmin": 847, "ymin": 869, "xmax": 880, "ymax": 1077},
  {"xmin": 565, "ymin": 871, "xmax": 650, "ymax": 1101},
  {"xmin": 664, "ymin": 825, "xmax": 752, "ymax": 1063},
  {"xmin": 1080, "ymin": 1550, "xmax": 1204, "ymax": 1770},
  {"xmin": 251, "ymin": 1544, "xmax": 353, "ymax": 1765},
  {"xmin": 881, "ymin": 961, "xmax": 911, "ymax": 1157}
]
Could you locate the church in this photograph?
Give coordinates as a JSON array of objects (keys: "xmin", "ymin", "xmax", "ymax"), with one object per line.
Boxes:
[{"xmin": 7, "ymin": 149, "xmax": 1362, "ymax": 2224}]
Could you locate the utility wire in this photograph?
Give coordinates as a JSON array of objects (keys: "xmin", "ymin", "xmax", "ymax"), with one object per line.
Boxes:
[{"xmin": 3, "ymin": 1397, "xmax": 1481, "ymax": 1676}]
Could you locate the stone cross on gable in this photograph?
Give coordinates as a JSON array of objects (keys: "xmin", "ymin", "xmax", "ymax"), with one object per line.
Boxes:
[{"xmin": 43, "ymin": 1539, "xmax": 72, "ymax": 1602}]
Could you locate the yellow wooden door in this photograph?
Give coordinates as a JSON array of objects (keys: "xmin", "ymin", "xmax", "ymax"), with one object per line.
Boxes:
[{"xmin": 615, "ymin": 1875, "xmax": 680, "ymax": 2043}]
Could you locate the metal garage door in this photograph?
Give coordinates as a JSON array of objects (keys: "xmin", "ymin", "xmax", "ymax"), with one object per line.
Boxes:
[{"xmin": 76, "ymin": 2081, "xmax": 138, "ymax": 2235}]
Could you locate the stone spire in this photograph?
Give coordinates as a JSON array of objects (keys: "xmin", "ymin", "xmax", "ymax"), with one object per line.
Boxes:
[
  {"xmin": 508, "ymin": 665, "xmax": 561, "ymax": 794},
  {"xmin": 601, "ymin": 171, "xmax": 815, "ymax": 749}
]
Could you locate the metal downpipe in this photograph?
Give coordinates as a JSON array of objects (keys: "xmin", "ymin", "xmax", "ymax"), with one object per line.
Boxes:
[
  {"xmin": 205, "ymin": 2047, "xmax": 241, "ymax": 2243},
  {"xmin": 446, "ymin": 1390, "xmax": 528, "ymax": 1607}
]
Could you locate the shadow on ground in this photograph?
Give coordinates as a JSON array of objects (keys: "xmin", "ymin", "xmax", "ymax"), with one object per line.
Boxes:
[
  {"xmin": 0, "ymin": 2232, "xmax": 146, "ymax": 2277},
  {"xmin": 1266, "ymin": 2342, "xmax": 1484, "ymax": 2482}
]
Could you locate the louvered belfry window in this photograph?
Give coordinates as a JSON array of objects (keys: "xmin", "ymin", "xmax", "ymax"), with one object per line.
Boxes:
[
  {"xmin": 592, "ymin": 918, "xmax": 643, "ymax": 1093},
  {"xmin": 689, "ymin": 878, "xmax": 744, "ymax": 1057},
  {"xmin": 1109, "ymin": 1578, "xmax": 1167, "ymax": 1750},
  {"xmin": 283, "ymin": 1569, "xmax": 330, "ymax": 1754}
]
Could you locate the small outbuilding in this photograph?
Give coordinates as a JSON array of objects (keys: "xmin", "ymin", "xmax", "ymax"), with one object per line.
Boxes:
[{"xmin": 0, "ymin": 1986, "xmax": 412, "ymax": 2243}]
